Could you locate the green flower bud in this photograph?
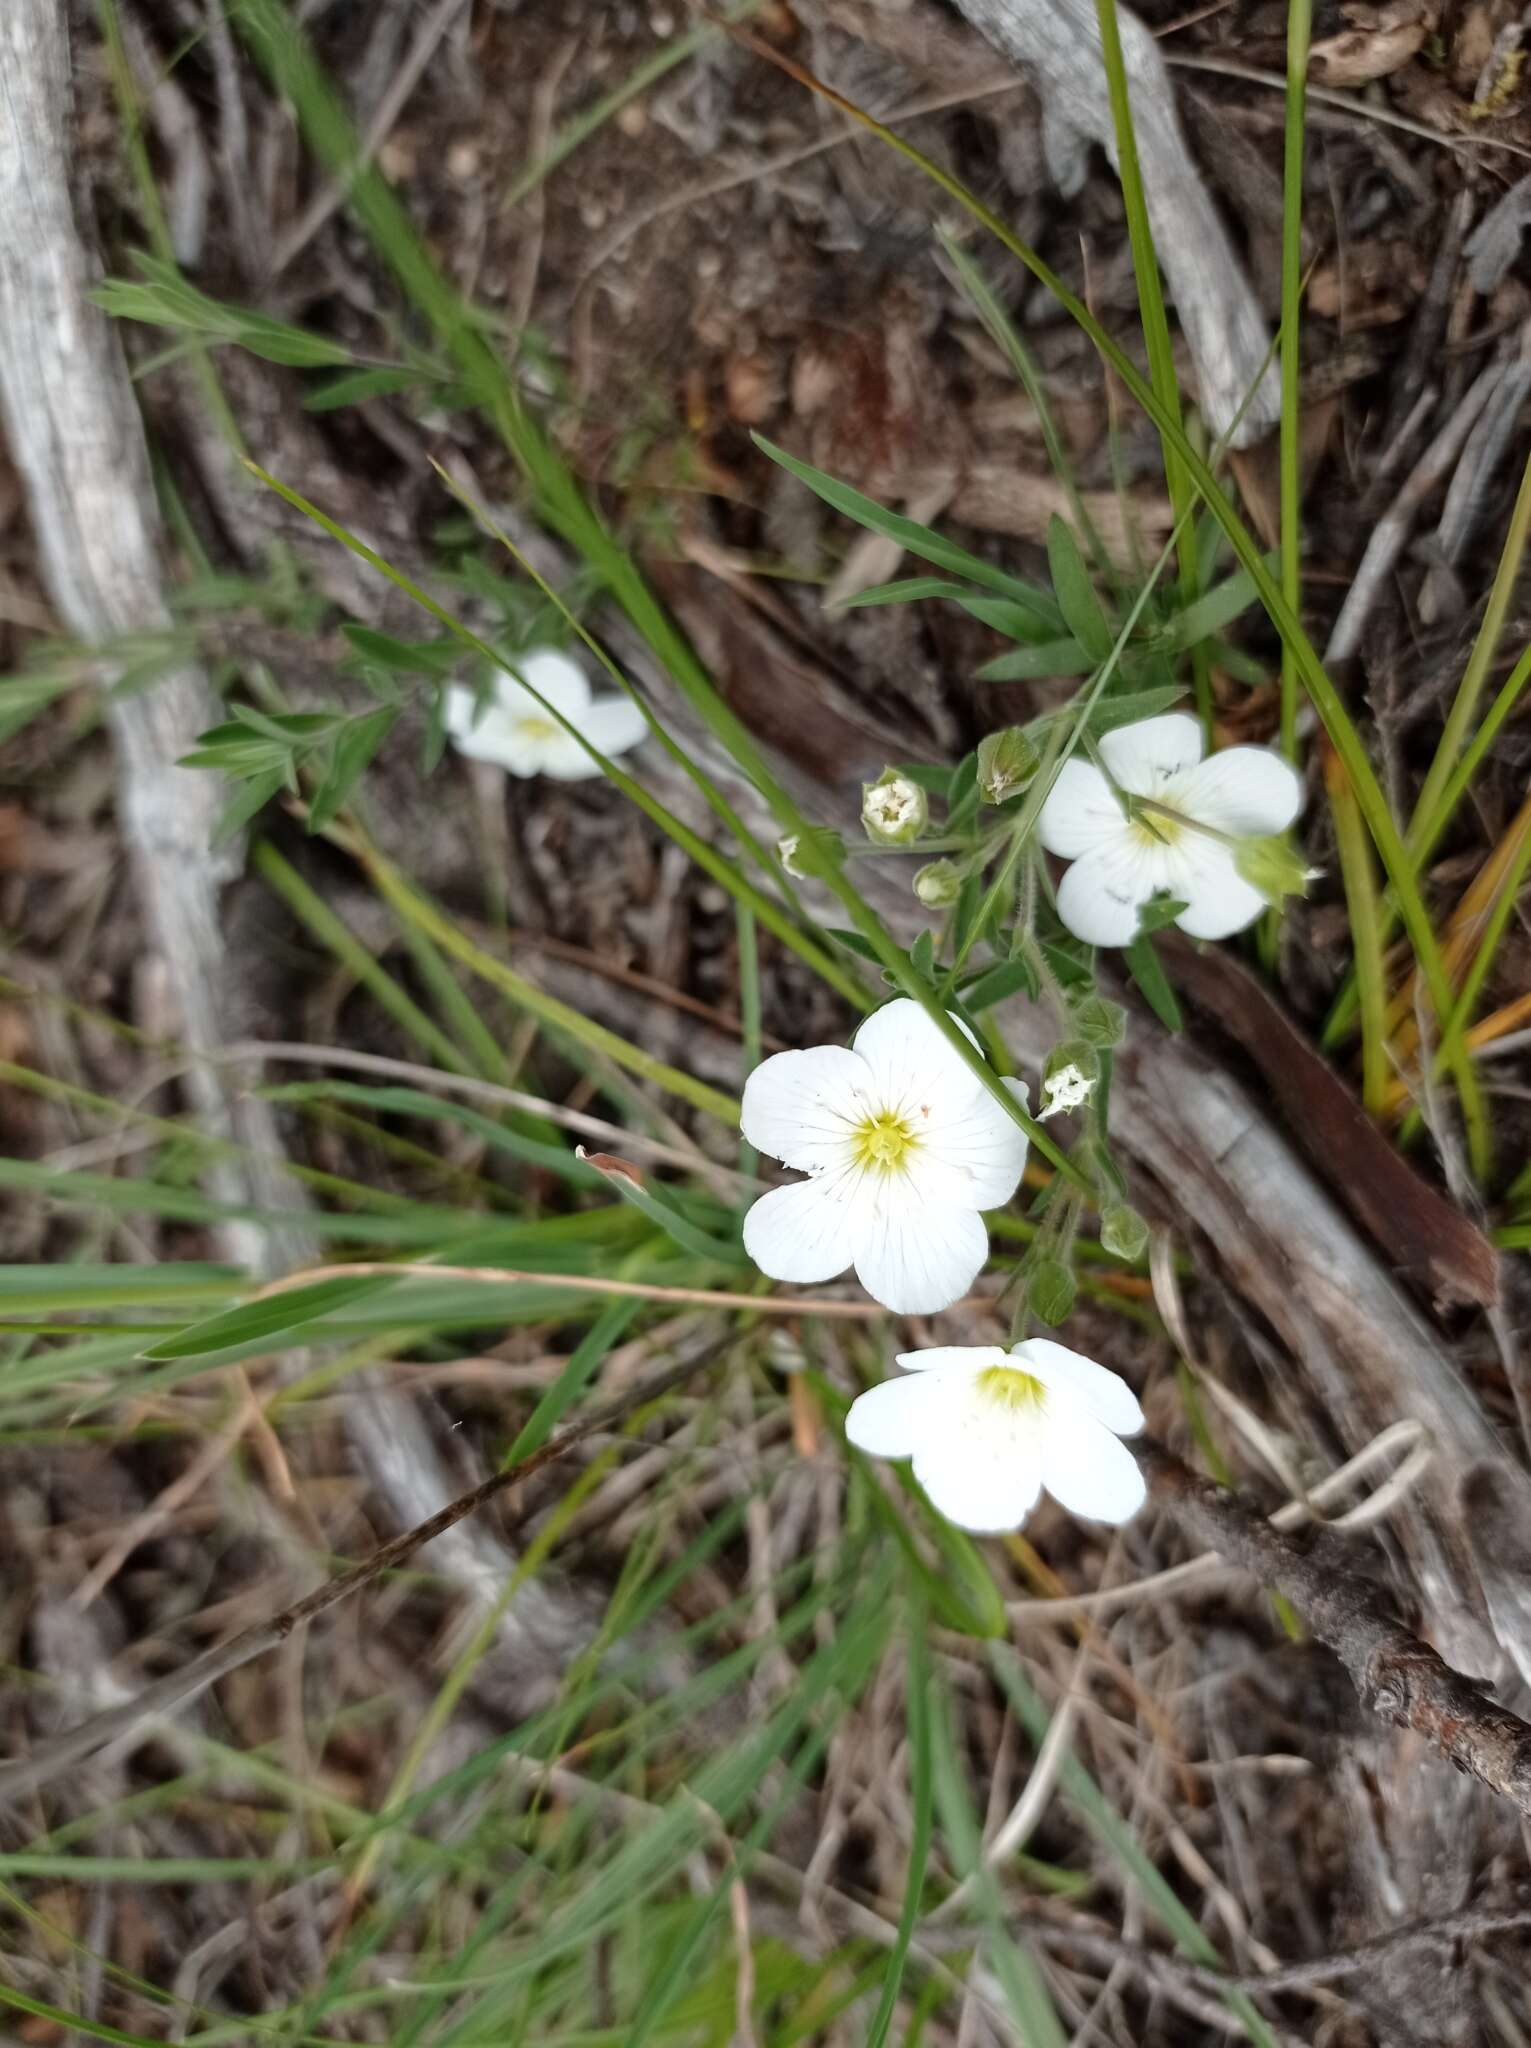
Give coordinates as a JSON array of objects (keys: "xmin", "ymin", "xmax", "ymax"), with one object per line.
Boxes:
[
  {"xmin": 1038, "ymin": 1038, "xmax": 1100, "ymax": 1121},
  {"xmin": 1099, "ymin": 1201, "xmax": 1149, "ymax": 1263},
  {"xmin": 1233, "ymin": 833, "xmax": 1320, "ymax": 907},
  {"xmin": 977, "ymin": 726, "xmax": 1041, "ymax": 805},
  {"xmin": 1071, "ymin": 995, "xmax": 1128, "ymax": 1050},
  {"xmin": 861, "ymin": 767, "xmax": 928, "ymax": 846},
  {"xmin": 1028, "ymin": 1256, "xmax": 1077, "ymax": 1327},
  {"xmin": 913, "ymin": 858, "xmax": 962, "ymax": 909}
]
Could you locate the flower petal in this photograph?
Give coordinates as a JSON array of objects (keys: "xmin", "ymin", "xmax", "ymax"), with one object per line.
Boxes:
[
  {"xmin": 851, "ymin": 1000, "xmax": 985, "ymax": 1121},
  {"xmin": 1054, "ymin": 838, "xmax": 1158, "ymax": 947},
  {"xmin": 894, "ymin": 1345, "xmax": 1007, "ymax": 1376},
  {"xmin": 1037, "ymin": 1413, "xmax": 1146, "ymax": 1523},
  {"xmin": 1171, "ymin": 837, "xmax": 1267, "ymax": 941},
  {"xmin": 743, "ymin": 1172, "xmax": 861, "ymax": 1286},
  {"xmin": 844, "ymin": 1370, "xmax": 948, "ymax": 1457},
  {"xmin": 741, "ymin": 1046, "xmax": 870, "ymax": 1172},
  {"xmin": 1015, "ymin": 1339, "xmax": 1144, "ymax": 1436},
  {"xmin": 1036, "ymin": 758, "xmax": 1124, "ymax": 858},
  {"xmin": 581, "ymin": 692, "xmax": 649, "ymax": 759},
  {"xmin": 1098, "ymin": 712, "xmax": 1204, "ymax": 796},
  {"xmin": 853, "ymin": 1177, "xmax": 987, "ymax": 1314},
  {"xmin": 914, "ymin": 1074, "xmax": 1029, "ymax": 1209},
  {"xmin": 447, "ymin": 699, "xmax": 540, "ymax": 775},
  {"xmin": 1179, "ymin": 744, "xmax": 1302, "ymax": 837},
  {"xmin": 500, "ymin": 648, "xmax": 592, "ymax": 719},
  {"xmin": 531, "ymin": 692, "xmax": 648, "ymax": 780},
  {"xmin": 912, "ymin": 1412, "xmax": 1043, "ymax": 1533}
]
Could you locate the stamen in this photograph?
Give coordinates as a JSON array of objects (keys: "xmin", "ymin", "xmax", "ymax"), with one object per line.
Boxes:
[{"xmin": 852, "ymin": 1109, "xmax": 916, "ymax": 1173}]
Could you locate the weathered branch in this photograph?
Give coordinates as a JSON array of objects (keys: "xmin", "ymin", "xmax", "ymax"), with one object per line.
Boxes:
[
  {"xmin": 1140, "ymin": 1441, "xmax": 1531, "ymax": 1818},
  {"xmin": 941, "ymin": 0, "xmax": 1280, "ymax": 446},
  {"xmin": 0, "ymin": 1344, "xmax": 719, "ymax": 1810}
]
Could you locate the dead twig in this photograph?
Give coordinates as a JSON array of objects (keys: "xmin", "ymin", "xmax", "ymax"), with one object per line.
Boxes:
[{"xmin": 1140, "ymin": 1440, "xmax": 1531, "ymax": 1819}]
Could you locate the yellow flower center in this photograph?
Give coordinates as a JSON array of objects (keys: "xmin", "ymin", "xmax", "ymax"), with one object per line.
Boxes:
[
  {"xmin": 1130, "ymin": 804, "xmax": 1184, "ymax": 850},
  {"xmin": 851, "ymin": 1109, "xmax": 916, "ymax": 1173},
  {"xmin": 976, "ymin": 1366, "xmax": 1047, "ymax": 1413},
  {"xmin": 517, "ymin": 715, "xmax": 560, "ymax": 743}
]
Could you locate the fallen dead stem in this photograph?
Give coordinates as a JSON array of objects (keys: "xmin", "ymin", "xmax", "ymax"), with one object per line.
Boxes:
[
  {"xmin": 251, "ymin": 1259, "xmax": 889, "ymax": 1320},
  {"xmin": 1138, "ymin": 1442, "xmax": 1531, "ymax": 1819}
]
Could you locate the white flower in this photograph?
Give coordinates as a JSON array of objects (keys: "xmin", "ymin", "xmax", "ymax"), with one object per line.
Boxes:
[
  {"xmin": 778, "ymin": 833, "xmax": 807, "ymax": 880},
  {"xmin": 845, "ymin": 1338, "xmax": 1146, "ymax": 1533},
  {"xmin": 1038, "ymin": 1061, "xmax": 1094, "ymax": 1121},
  {"xmin": 1036, "ymin": 713, "xmax": 1302, "ymax": 947},
  {"xmin": 861, "ymin": 770, "xmax": 928, "ymax": 846},
  {"xmin": 741, "ymin": 998, "xmax": 1029, "ymax": 1315},
  {"xmin": 445, "ymin": 648, "xmax": 646, "ymax": 782}
]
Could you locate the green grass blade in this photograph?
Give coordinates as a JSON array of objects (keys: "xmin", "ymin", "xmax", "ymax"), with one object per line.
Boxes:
[{"xmin": 865, "ymin": 1593, "xmax": 934, "ymax": 2047}]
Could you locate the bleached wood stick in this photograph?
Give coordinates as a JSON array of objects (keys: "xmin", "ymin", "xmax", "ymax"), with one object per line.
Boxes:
[
  {"xmin": 946, "ymin": 0, "xmax": 1280, "ymax": 447},
  {"xmin": 0, "ymin": 0, "xmax": 586, "ymax": 1675}
]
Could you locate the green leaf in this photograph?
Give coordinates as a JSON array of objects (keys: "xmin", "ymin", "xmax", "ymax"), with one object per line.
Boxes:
[
  {"xmin": 1125, "ymin": 932, "xmax": 1183, "ymax": 1031},
  {"xmin": 831, "ymin": 576, "xmax": 969, "ymax": 609},
  {"xmin": 141, "ymin": 1273, "xmax": 396, "ymax": 1363},
  {"xmin": 340, "ymin": 622, "xmax": 461, "ymax": 675},
  {"xmin": 1167, "ymin": 559, "xmax": 1270, "ymax": 648},
  {"xmin": 1135, "ymin": 893, "xmax": 1190, "ymax": 934},
  {"xmin": 958, "ymin": 589, "xmax": 1065, "ymax": 638},
  {"xmin": 303, "ymin": 365, "xmax": 427, "ymax": 410},
  {"xmin": 576, "ymin": 1149, "xmax": 745, "ymax": 1264},
  {"xmin": 826, "ymin": 926, "xmax": 884, "ymax": 963},
  {"xmin": 755, "ymin": 435, "xmax": 1062, "ymax": 608},
  {"xmin": 961, "ymin": 958, "xmax": 1034, "ymax": 1013},
  {"xmin": 909, "ymin": 929, "xmax": 936, "ymax": 980},
  {"xmin": 977, "ymin": 637, "xmax": 1092, "ymax": 682},
  {"xmin": 1080, "ymin": 682, "xmax": 1187, "ymax": 733},
  {"xmin": 307, "ymin": 704, "xmax": 401, "ymax": 830},
  {"xmin": 1046, "ymin": 514, "xmax": 1114, "ymax": 662},
  {"xmin": 213, "ymin": 766, "xmax": 287, "ymax": 845}
]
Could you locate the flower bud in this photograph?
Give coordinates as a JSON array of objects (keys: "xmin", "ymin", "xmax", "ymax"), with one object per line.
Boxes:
[
  {"xmin": 1233, "ymin": 833, "xmax": 1319, "ymax": 907},
  {"xmin": 1038, "ymin": 1039, "xmax": 1100, "ymax": 1121},
  {"xmin": 777, "ymin": 827, "xmax": 844, "ymax": 881},
  {"xmin": 1028, "ymin": 1256, "xmax": 1077, "ymax": 1327},
  {"xmin": 977, "ymin": 726, "xmax": 1041, "ymax": 805},
  {"xmin": 861, "ymin": 767, "xmax": 928, "ymax": 846},
  {"xmin": 913, "ymin": 858, "xmax": 962, "ymax": 909},
  {"xmin": 1071, "ymin": 995, "xmax": 1127, "ymax": 1050},
  {"xmin": 1099, "ymin": 1201, "xmax": 1149, "ymax": 1262}
]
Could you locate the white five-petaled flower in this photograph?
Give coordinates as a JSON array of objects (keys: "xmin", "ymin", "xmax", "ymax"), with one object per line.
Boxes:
[
  {"xmin": 741, "ymin": 999, "xmax": 1029, "ymax": 1315},
  {"xmin": 445, "ymin": 648, "xmax": 647, "ymax": 782},
  {"xmin": 1036, "ymin": 713, "xmax": 1302, "ymax": 947},
  {"xmin": 845, "ymin": 1338, "xmax": 1146, "ymax": 1533}
]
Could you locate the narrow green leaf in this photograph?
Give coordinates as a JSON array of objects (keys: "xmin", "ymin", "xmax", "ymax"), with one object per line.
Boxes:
[
  {"xmin": 1125, "ymin": 931, "xmax": 1183, "ymax": 1031},
  {"xmin": 755, "ymin": 435, "xmax": 1062, "ymax": 609},
  {"xmin": 1046, "ymin": 514, "xmax": 1114, "ymax": 661},
  {"xmin": 831, "ymin": 576, "xmax": 969, "ymax": 609},
  {"xmin": 307, "ymin": 703, "xmax": 401, "ymax": 829},
  {"xmin": 977, "ymin": 638, "xmax": 1092, "ymax": 682}
]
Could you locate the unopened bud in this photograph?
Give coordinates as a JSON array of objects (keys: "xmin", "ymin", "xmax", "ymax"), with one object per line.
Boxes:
[
  {"xmin": 861, "ymin": 767, "xmax": 928, "ymax": 846},
  {"xmin": 913, "ymin": 858, "xmax": 962, "ymax": 909},
  {"xmin": 777, "ymin": 827, "xmax": 844, "ymax": 881},
  {"xmin": 1028, "ymin": 1256, "xmax": 1077, "ymax": 1327},
  {"xmin": 1099, "ymin": 1202, "xmax": 1149, "ymax": 1262},
  {"xmin": 1233, "ymin": 833, "xmax": 1319, "ymax": 907},
  {"xmin": 1071, "ymin": 995, "xmax": 1127, "ymax": 1050},
  {"xmin": 977, "ymin": 726, "xmax": 1041, "ymax": 805}
]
